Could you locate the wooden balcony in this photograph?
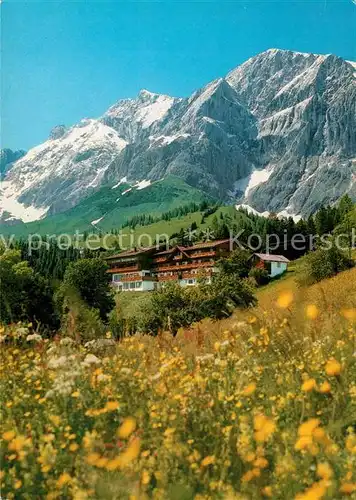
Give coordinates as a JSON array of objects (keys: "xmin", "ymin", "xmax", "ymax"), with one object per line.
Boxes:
[
  {"xmin": 189, "ymin": 251, "xmax": 216, "ymax": 258},
  {"xmin": 156, "ymin": 261, "xmax": 214, "ymax": 272},
  {"xmin": 107, "ymin": 265, "xmax": 139, "ymax": 274},
  {"xmin": 157, "ymin": 275, "xmax": 179, "ymax": 282},
  {"xmin": 153, "ymin": 257, "xmax": 168, "ymax": 263},
  {"xmin": 113, "ymin": 275, "xmax": 157, "ymax": 283},
  {"xmin": 173, "ymin": 255, "xmax": 183, "ymax": 260},
  {"xmin": 182, "ymin": 270, "xmax": 211, "ymax": 279}
]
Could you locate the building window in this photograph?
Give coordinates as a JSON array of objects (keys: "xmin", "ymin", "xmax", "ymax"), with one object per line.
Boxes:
[
  {"xmin": 276, "ymin": 262, "xmax": 281, "ymax": 268},
  {"xmin": 135, "ymin": 281, "xmax": 142, "ymax": 288},
  {"xmin": 129, "ymin": 282, "xmax": 135, "ymax": 289}
]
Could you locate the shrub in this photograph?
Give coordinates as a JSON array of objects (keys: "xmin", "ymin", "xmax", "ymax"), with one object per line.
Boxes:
[
  {"xmin": 55, "ymin": 284, "xmax": 106, "ymax": 341},
  {"xmin": 218, "ymin": 249, "xmax": 252, "ymax": 278},
  {"xmin": 0, "ymin": 249, "xmax": 58, "ymax": 330},
  {"xmin": 249, "ymin": 267, "xmax": 270, "ymax": 286},
  {"xmin": 139, "ymin": 272, "xmax": 256, "ymax": 335},
  {"xmin": 61, "ymin": 258, "xmax": 115, "ymax": 321},
  {"xmin": 298, "ymin": 246, "xmax": 354, "ymax": 286}
]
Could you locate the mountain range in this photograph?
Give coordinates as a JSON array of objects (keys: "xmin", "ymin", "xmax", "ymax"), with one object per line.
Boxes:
[{"xmin": 1, "ymin": 48, "xmax": 355, "ymax": 232}]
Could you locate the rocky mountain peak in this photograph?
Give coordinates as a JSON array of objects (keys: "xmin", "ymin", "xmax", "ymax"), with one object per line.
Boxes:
[{"xmin": 1, "ymin": 48, "xmax": 355, "ymax": 225}]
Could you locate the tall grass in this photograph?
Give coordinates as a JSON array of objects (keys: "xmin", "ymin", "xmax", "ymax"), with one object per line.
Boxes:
[{"xmin": 1, "ymin": 269, "xmax": 355, "ymax": 499}]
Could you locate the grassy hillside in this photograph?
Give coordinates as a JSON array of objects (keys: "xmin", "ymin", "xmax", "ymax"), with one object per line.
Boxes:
[
  {"xmin": 1, "ymin": 265, "xmax": 356, "ymax": 498},
  {"xmin": 0, "ymin": 176, "xmax": 215, "ymax": 237},
  {"xmin": 103, "ymin": 204, "xmax": 240, "ymax": 248}
]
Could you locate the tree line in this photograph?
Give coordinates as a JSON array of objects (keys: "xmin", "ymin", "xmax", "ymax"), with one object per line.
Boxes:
[{"xmin": 0, "ymin": 195, "xmax": 354, "ymax": 337}]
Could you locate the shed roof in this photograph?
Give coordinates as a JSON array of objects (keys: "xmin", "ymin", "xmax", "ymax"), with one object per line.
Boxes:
[{"xmin": 254, "ymin": 253, "xmax": 290, "ymax": 263}]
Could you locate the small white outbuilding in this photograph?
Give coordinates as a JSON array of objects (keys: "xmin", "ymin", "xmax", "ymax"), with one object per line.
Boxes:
[{"xmin": 252, "ymin": 253, "xmax": 290, "ymax": 278}]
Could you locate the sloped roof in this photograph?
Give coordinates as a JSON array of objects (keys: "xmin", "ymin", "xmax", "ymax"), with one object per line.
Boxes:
[
  {"xmin": 254, "ymin": 253, "xmax": 290, "ymax": 263},
  {"xmin": 105, "ymin": 246, "xmax": 157, "ymax": 260},
  {"xmin": 155, "ymin": 246, "xmax": 177, "ymax": 256},
  {"xmin": 184, "ymin": 239, "xmax": 231, "ymax": 251}
]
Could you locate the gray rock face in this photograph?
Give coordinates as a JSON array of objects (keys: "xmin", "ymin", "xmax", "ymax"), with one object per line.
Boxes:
[
  {"xmin": 0, "ymin": 148, "xmax": 26, "ymax": 179},
  {"xmin": 104, "ymin": 79, "xmax": 258, "ymax": 198},
  {"xmin": 226, "ymin": 50, "xmax": 356, "ymax": 215},
  {"xmin": 1, "ymin": 48, "xmax": 355, "ymax": 223}
]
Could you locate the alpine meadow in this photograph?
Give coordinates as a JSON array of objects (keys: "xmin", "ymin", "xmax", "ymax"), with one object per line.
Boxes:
[{"xmin": 1, "ymin": 2, "xmax": 356, "ymax": 499}]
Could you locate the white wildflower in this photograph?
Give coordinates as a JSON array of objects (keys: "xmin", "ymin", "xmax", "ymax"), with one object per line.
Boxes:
[
  {"xmin": 120, "ymin": 367, "xmax": 132, "ymax": 375},
  {"xmin": 196, "ymin": 354, "xmax": 214, "ymax": 363},
  {"xmin": 26, "ymin": 333, "xmax": 42, "ymax": 342},
  {"xmin": 47, "ymin": 356, "xmax": 68, "ymax": 369},
  {"xmin": 60, "ymin": 337, "xmax": 74, "ymax": 346},
  {"xmin": 82, "ymin": 354, "xmax": 101, "ymax": 367},
  {"xmin": 14, "ymin": 327, "xmax": 28, "ymax": 339}
]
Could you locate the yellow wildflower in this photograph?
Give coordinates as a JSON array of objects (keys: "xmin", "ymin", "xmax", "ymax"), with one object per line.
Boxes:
[
  {"xmin": 305, "ymin": 304, "xmax": 319, "ymax": 320},
  {"xmin": 242, "ymin": 382, "xmax": 257, "ymax": 396},
  {"xmin": 201, "ymin": 455, "xmax": 215, "ymax": 467},
  {"xmin": 2, "ymin": 430, "xmax": 16, "ymax": 441},
  {"xmin": 254, "ymin": 414, "xmax": 276, "ymax": 443},
  {"xmin": 295, "ymin": 482, "xmax": 327, "ymax": 500},
  {"xmin": 277, "ymin": 291, "xmax": 293, "ymax": 309},
  {"xmin": 14, "ymin": 480, "xmax": 22, "ymax": 490},
  {"xmin": 141, "ymin": 470, "xmax": 150, "ymax": 485},
  {"xmin": 262, "ymin": 486, "xmax": 273, "ymax": 497},
  {"xmin": 302, "ymin": 378, "xmax": 317, "ymax": 392},
  {"xmin": 105, "ymin": 401, "xmax": 119, "ymax": 411},
  {"xmin": 8, "ymin": 435, "xmax": 27, "ymax": 452},
  {"xmin": 316, "ymin": 462, "xmax": 333, "ymax": 480},
  {"xmin": 57, "ymin": 473, "xmax": 72, "ymax": 488},
  {"xmin": 116, "ymin": 437, "xmax": 141, "ymax": 468},
  {"xmin": 254, "ymin": 457, "xmax": 268, "ymax": 468},
  {"xmin": 325, "ymin": 358, "xmax": 341, "ymax": 376},
  {"xmin": 298, "ymin": 419, "xmax": 320, "ymax": 437},
  {"xmin": 341, "ymin": 308, "xmax": 356, "ymax": 321},
  {"xmin": 339, "ymin": 483, "xmax": 356, "ymax": 494},
  {"xmin": 86, "ymin": 452, "xmax": 101, "ymax": 466},
  {"xmin": 242, "ymin": 468, "xmax": 260, "ymax": 482},
  {"xmin": 319, "ymin": 381, "xmax": 331, "ymax": 394},
  {"xmin": 117, "ymin": 417, "xmax": 136, "ymax": 439},
  {"xmin": 48, "ymin": 415, "xmax": 61, "ymax": 427}
]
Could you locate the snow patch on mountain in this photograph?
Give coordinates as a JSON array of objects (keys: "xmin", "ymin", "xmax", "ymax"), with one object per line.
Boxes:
[
  {"xmin": 277, "ymin": 208, "xmax": 302, "ymax": 222},
  {"xmin": 136, "ymin": 93, "xmax": 175, "ymax": 128},
  {"xmin": 232, "ymin": 167, "xmax": 273, "ymax": 197},
  {"xmin": 235, "ymin": 203, "xmax": 301, "ymax": 222},
  {"xmin": 112, "ymin": 177, "xmax": 128, "ymax": 189},
  {"xmin": 235, "ymin": 204, "xmax": 270, "ymax": 218},
  {"xmin": 91, "ymin": 216, "xmax": 105, "ymax": 226},
  {"xmin": 149, "ymin": 134, "xmax": 190, "ymax": 146},
  {"xmin": 0, "ymin": 120, "xmax": 128, "ymax": 219},
  {"xmin": 0, "ymin": 181, "xmax": 49, "ymax": 222},
  {"xmin": 134, "ymin": 180, "xmax": 151, "ymax": 190}
]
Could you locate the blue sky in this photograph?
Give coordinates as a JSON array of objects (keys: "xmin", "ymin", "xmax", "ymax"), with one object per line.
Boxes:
[{"xmin": 2, "ymin": 0, "xmax": 355, "ymax": 150}]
